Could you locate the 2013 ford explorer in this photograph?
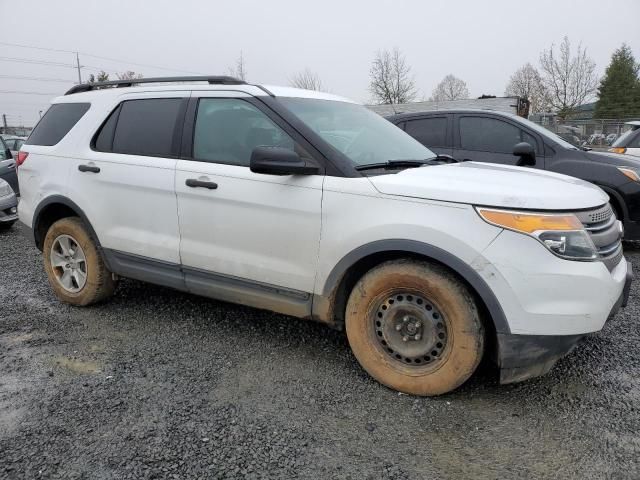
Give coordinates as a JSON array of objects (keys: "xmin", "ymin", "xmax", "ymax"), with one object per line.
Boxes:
[{"xmin": 17, "ymin": 76, "xmax": 632, "ymax": 395}]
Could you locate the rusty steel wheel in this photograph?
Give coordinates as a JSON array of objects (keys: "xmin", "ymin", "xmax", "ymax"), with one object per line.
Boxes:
[{"xmin": 345, "ymin": 259, "xmax": 484, "ymax": 396}]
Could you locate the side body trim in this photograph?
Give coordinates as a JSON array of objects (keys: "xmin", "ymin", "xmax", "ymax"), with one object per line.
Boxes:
[
  {"xmin": 102, "ymin": 249, "xmax": 312, "ymax": 319},
  {"xmin": 316, "ymin": 239, "xmax": 510, "ymax": 334}
]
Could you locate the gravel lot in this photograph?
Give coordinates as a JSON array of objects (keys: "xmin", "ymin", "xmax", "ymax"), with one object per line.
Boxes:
[{"xmin": 1, "ymin": 222, "xmax": 639, "ymax": 479}]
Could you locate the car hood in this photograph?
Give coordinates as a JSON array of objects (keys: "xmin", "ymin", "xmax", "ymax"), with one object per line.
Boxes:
[
  {"xmin": 583, "ymin": 149, "xmax": 640, "ymax": 166},
  {"xmin": 368, "ymin": 161, "xmax": 608, "ymax": 210}
]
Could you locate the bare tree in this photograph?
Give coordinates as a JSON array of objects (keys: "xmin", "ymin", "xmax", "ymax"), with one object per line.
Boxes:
[
  {"xmin": 505, "ymin": 63, "xmax": 549, "ymax": 113},
  {"xmin": 539, "ymin": 36, "xmax": 598, "ymax": 118},
  {"xmin": 430, "ymin": 74, "xmax": 469, "ymax": 101},
  {"xmin": 290, "ymin": 68, "xmax": 325, "ymax": 91},
  {"xmin": 88, "ymin": 70, "xmax": 110, "ymax": 83},
  {"xmin": 369, "ymin": 48, "xmax": 417, "ymax": 104},
  {"xmin": 228, "ymin": 51, "xmax": 247, "ymax": 81},
  {"xmin": 116, "ymin": 71, "xmax": 144, "ymax": 80}
]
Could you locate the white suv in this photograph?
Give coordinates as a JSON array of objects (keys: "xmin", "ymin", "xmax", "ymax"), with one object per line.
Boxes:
[{"xmin": 18, "ymin": 76, "xmax": 632, "ymax": 396}]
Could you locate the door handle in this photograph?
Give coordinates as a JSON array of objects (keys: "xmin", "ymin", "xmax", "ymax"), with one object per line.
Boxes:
[
  {"xmin": 78, "ymin": 164, "xmax": 100, "ymax": 173},
  {"xmin": 186, "ymin": 178, "xmax": 218, "ymax": 189}
]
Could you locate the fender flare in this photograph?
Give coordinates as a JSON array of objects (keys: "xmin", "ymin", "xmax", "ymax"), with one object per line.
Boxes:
[
  {"xmin": 32, "ymin": 195, "xmax": 102, "ymax": 250},
  {"xmin": 595, "ymin": 184, "xmax": 627, "ymax": 221},
  {"xmin": 319, "ymin": 239, "xmax": 510, "ymax": 334}
]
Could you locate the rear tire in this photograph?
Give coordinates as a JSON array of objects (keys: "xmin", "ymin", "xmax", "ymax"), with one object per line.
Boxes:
[
  {"xmin": 43, "ymin": 217, "xmax": 116, "ymax": 306},
  {"xmin": 345, "ymin": 259, "xmax": 484, "ymax": 396}
]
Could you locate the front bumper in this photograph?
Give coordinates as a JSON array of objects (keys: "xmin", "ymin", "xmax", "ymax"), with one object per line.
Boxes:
[
  {"xmin": 497, "ymin": 260, "xmax": 633, "ymax": 384},
  {"xmin": 0, "ymin": 193, "xmax": 18, "ymax": 223}
]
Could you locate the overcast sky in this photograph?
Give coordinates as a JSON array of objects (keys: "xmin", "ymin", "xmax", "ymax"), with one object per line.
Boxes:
[{"xmin": 1, "ymin": 0, "xmax": 638, "ymax": 126}]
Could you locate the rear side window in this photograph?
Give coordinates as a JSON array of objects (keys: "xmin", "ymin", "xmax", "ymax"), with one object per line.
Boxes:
[
  {"xmin": 94, "ymin": 98, "xmax": 183, "ymax": 157},
  {"xmin": 26, "ymin": 103, "xmax": 90, "ymax": 146},
  {"xmin": 404, "ymin": 117, "xmax": 448, "ymax": 147}
]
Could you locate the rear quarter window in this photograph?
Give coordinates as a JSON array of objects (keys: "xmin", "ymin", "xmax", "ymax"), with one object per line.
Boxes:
[{"xmin": 26, "ymin": 103, "xmax": 90, "ymax": 146}]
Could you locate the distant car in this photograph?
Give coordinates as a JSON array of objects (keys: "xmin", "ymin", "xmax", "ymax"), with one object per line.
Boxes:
[
  {"xmin": 0, "ymin": 177, "xmax": 18, "ymax": 229},
  {"xmin": 606, "ymin": 133, "xmax": 618, "ymax": 146},
  {"xmin": 0, "ymin": 136, "xmax": 19, "ymax": 195},
  {"xmin": 558, "ymin": 132, "xmax": 581, "ymax": 147},
  {"xmin": 2, "ymin": 136, "xmax": 25, "ymax": 157},
  {"xmin": 610, "ymin": 121, "xmax": 640, "ymax": 158},
  {"xmin": 588, "ymin": 133, "xmax": 606, "ymax": 146},
  {"xmin": 387, "ymin": 109, "xmax": 640, "ymax": 240}
]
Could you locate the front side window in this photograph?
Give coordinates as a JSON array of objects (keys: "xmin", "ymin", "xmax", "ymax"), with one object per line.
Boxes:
[
  {"xmin": 278, "ymin": 98, "xmax": 435, "ymax": 166},
  {"xmin": 404, "ymin": 117, "xmax": 448, "ymax": 147},
  {"xmin": 460, "ymin": 116, "xmax": 522, "ymax": 154},
  {"xmin": 26, "ymin": 103, "xmax": 90, "ymax": 146},
  {"xmin": 193, "ymin": 98, "xmax": 309, "ymax": 167}
]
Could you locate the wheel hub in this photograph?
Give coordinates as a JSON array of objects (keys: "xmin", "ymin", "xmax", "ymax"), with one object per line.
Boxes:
[
  {"xmin": 50, "ymin": 234, "xmax": 87, "ymax": 293},
  {"xmin": 374, "ymin": 293, "xmax": 447, "ymax": 365}
]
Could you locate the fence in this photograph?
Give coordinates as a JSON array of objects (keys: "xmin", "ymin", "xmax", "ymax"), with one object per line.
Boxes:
[{"xmin": 529, "ymin": 115, "xmax": 639, "ymax": 148}]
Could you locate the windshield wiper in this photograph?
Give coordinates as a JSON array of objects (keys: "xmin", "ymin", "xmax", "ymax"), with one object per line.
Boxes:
[{"xmin": 354, "ymin": 155, "xmax": 458, "ymax": 171}]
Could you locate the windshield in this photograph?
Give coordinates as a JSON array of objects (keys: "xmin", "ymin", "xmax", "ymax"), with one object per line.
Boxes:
[
  {"xmin": 515, "ymin": 116, "xmax": 579, "ymax": 150},
  {"xmin": 612, "ymin": 126, "xmax": 639, "ymax": 147},
  {"xmin": 279, "ymin": 98, "xmax": 435, "ymax": 166}
]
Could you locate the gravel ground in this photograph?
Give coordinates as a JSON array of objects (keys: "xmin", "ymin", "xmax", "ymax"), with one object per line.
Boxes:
[{"xmin": 1, "ymin": 223, "xmax": 639, "ymax": 479}]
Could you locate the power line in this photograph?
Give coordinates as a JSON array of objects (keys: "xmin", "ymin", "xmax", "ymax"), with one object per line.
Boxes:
[
  {"xmin": 0, "ymin": 74, "xmax": 74, "ymax": 83},
  {"xmin": 0, "ymin": 56, "xmax": 75, "ymax": 68},
  {"xmin": 0, "ymin": 90, "xmax": 61, "ymax": 96},
  {"xmin": 0, "ymin": 41, "xmax": 206, "ymax": 75},
  {"xmin": 0, "ymin": 41, "xmax": 76, "ymax": 54}
]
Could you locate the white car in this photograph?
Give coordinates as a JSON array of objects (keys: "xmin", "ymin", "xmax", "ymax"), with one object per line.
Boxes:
[
  {"xmin": 610, "ymin": 121, "xmax": 640, "ymax": 158},
  {"xmin": 17, "ymin": 76, "xmax": 632, "ymax": 396}
]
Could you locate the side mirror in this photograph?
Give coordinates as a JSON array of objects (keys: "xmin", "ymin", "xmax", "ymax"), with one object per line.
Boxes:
[
  {"xmin": 250, "ymin": 147, "xmax": 319, "ymax": 175},
  {"xmin": 513, "ymin": 142, "xmax": 535, "ymax": 166},
  {"xmin": 3, "ymin": 148, "xmax": 11, "ymax": 160}
]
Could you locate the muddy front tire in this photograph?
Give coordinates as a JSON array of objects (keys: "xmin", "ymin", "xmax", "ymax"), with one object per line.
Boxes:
[
  {"xmin": 345, "ymin": 259, "xmax": 484, "ymax": 396},
  {"xmin": 43, "ymin": 217, "xmax": 116, "ymax": 306}
]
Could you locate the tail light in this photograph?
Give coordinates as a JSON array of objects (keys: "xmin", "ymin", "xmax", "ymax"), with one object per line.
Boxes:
[
  {"xmin": 609, "ymin": 147, "xmax": 627, "ymax": 154},
  {"xmin": 16, "ymin": 151, "xmax": 28, "ymax": 167}
]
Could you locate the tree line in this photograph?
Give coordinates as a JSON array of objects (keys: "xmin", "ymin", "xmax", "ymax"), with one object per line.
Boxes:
[{"xmin": 88, "ymin": 40, "xmax": 640, "ymax": 120}]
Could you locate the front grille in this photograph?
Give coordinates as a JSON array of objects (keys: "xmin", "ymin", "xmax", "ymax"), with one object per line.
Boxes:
[{"xmin": 575, "ymin": 204, "xmax": 623, "ymax": 271}]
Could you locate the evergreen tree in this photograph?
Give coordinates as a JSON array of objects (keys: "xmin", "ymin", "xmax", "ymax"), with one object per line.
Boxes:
[{"xmin": 594, "ymin": 44, "xmax": 640, "ymax": 119}]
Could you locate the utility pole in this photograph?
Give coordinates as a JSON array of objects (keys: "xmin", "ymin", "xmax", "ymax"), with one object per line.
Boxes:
[
  {"xmin": 2, "ymin": 114, "xmax": 7, "ymax": 131},
  {"xmin": 75, "ymin": 52, "xmax": 82, "ymax": 84}
]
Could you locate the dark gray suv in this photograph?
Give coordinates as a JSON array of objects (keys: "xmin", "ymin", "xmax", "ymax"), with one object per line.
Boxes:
[{"xmin": 387, "ymin": 109, "xmax": 640, "ymax": 240}]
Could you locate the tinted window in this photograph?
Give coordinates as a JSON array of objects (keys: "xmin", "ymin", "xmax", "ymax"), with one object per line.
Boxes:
[
  {"xmin": 26, "ymin": 103, "xmax": 90, "ymax": 146},
  {"xmin": 193, "ymin": 98, "xmax": 309, "ymax": 166},
  {"xmin": 522, "ymin": 131, "xmax": 539, "ymax": 153},
  {"xmin": 405, "ymin": 117, "xmax": 448, "ymax": 147},
  {"xmin": 460, "ymin": 117, "xmax": 523, "ymax": 154},
  {"xmin": 0, "ymin": 137, "xmax": 8, "ymax": 160},
  {"xmin": 111, "ymin": 99, "xmax": 182, "ymax": 157},
  {"xmin": 93, "ymin": 106, "xmax": 120, "ymax": 152},
  {"xmin": 629, "ymin": 131, "xmax": 640, "ymax": 148}
]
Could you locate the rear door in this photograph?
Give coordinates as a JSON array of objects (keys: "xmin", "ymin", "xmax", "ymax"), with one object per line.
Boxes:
[
  {"xmin": 402, "ymin": 115, "xmax": 452, "ymax": 156},
  {"xmin": 452, "ymin": 114, "xmax": 544, "ymax": 168},
  {"xmin": 69, "ymin": 91, "xmax": 187, "ymax": 265}
]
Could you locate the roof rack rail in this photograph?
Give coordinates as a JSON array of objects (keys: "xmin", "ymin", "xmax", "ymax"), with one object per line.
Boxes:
[{"xmin": 64, "ymin": 76, "xmax": 246, "ymax": 95}]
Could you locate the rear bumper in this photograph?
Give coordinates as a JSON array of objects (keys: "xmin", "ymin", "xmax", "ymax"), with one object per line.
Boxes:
[{"xmin": 497, "ymin": 260, "xmax": 633, "ymax": 384}]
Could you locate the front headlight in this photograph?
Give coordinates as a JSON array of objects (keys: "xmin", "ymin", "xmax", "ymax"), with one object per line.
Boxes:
[
  {"xmin": 476, "ymin": 207, "xmax": 598, "ymax": 261},
  {"xmin": 0, "ymin": 181, "xmax": 13, "ymax": 197}
]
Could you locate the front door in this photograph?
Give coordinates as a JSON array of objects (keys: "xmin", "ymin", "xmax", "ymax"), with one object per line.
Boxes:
[
  {"xmin": 174, "ymin": 93, "xmax": 323, "ymax": 313},
  {"xmin": 452, "ymin": 114, "xmax": 544, "ymax": 168}
]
